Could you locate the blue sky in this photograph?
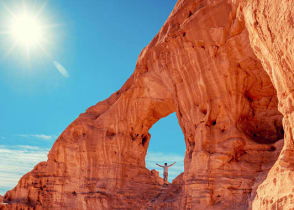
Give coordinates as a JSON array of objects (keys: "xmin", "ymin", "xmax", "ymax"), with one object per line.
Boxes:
[{"xmin": 0, "ymin": 0, "xmax": 185, "ymax": 194}]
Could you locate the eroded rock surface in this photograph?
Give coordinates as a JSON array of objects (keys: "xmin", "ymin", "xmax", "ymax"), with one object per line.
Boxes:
[
  {"xmin": 242, "ymin": 0, "xmax": 294, "ymax": 209},
  {"xmin": 0, "ymin": 0, "xmax": 291, "ymax": 209}
]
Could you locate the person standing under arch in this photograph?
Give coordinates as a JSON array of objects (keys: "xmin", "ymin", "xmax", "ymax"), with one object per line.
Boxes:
[{"xmin": 156, "ymin": 162, "xmax": 176, "ymax": 183}]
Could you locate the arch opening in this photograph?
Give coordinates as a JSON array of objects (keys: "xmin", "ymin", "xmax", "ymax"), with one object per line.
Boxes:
[{"xmin": 145, "ymin": 113, "xmax": 185, "ymax": 183}]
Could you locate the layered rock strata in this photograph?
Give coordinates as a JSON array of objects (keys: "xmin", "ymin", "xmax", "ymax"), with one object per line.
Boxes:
[{"xmin": 0, "ymin": 0, "xmax": 291, "ymax": 209}]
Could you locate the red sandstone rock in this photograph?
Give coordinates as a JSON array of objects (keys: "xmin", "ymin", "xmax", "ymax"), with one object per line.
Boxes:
[
  {"xmin": 242, "ymin": 0, "xmax": 294, "ymax": 209},
  {"xmin": 0, "ymin": 0, "xmax": 291, "ymax": 209}
]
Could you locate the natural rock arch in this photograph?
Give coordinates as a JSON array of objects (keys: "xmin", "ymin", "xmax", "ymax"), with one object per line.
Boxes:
[{"xmin": 1, "ymin": 0, "xmax": 292, "ymax": 209}]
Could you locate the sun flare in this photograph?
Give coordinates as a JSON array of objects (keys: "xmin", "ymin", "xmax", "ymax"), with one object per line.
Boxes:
[
  {"xmin": 1, "ymin": 1, "xmax": 56, "ymax": 57},
  {"xmin": 9, "ymin": 12, "xmax": 44, "ymax": 49},
  {"xmin": 0, "ymin": 1, "xmax": 68, "ymax": 77}
]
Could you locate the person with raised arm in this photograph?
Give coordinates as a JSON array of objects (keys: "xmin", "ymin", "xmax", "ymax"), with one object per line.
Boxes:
[{"xmin": 156, "ymin": 162, "xmax": 176, "ymax": 183}]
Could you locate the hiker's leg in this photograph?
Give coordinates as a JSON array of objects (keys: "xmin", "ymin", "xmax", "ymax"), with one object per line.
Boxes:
[{"xmin": 164, "ymin": 172, "xmax": 167, "ymax": 182}]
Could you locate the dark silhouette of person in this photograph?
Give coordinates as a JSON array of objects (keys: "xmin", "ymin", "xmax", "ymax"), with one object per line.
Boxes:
[{"xmin": 156, "ymin": 162, "xmax": 176, "ymax": 183}]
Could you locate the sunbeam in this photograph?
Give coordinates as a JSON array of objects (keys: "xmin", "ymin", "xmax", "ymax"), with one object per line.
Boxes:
[{"xmin": 1, "ymin": 0, "xmax": 55, "ymax": 58}]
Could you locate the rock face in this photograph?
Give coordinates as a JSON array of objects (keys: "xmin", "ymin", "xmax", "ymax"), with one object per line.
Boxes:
[
  {"xmin": 242, "ymin": 0, "xmax": 294, "ymax": 209},
  {"xmin": 1, "ymin": 0, "xmax": 293, "ymax": 209}
]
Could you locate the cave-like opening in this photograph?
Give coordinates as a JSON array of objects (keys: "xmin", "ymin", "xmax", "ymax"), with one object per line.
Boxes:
[{"xmin": 145, "ymin": 113, "xmax": 185, "ymax": 183}]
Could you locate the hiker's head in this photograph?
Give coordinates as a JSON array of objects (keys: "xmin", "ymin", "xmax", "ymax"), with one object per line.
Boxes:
[{"xmin": 164, "ymin": 163, "xmax": 167, "ymax": 166}]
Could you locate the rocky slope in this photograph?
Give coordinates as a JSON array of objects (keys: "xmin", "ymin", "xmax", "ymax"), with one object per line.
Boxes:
[{"xmin": 1, "ymin": 0, "xmax": 293, "ymax": 209}]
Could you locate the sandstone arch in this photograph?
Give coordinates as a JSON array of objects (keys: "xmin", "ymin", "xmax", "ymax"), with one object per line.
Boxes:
[{"xmin": 1, "ymin": 0, "xmax": 291, "ymax": 209}]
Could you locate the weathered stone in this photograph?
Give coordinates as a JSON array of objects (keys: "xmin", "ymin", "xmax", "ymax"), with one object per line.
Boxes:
[
  {"xmin": 1, "ymin": 0, "xmax": 293, "ymax": 209},
  {"xmin": 242, "ymin": 0, "xmax": 294, "ymax": 209}
]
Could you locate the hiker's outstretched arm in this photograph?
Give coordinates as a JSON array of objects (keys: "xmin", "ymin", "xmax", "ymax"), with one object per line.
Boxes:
[
  {"xmin": 168, "ymin": 162, "xmax": 176, "ymax": 167},
  {"xmin": 156, "ymin": 163, "xmax": 163, "ymax": 167}
]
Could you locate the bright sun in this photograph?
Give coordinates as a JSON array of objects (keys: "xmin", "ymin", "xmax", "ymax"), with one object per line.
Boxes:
[
  {"xmin": 2, "ymin": 1, "xmax": 54, "ymax": 57},
  {"xmin": 9, "ymin": 12, "xmax": 44, "ymax": 49},
  {"xmin": 0, "ymin": 1, "xmax": 69, "ymax": 78}
]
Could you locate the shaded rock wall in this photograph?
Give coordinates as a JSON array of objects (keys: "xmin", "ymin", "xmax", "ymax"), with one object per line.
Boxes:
[
  {"xmin": 0, "ymin": 0, "xmax": 290, "ymax": 209},
  {"xmin": 243, "ymin": 0, "xmax": 294, "ymax": 209}
]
